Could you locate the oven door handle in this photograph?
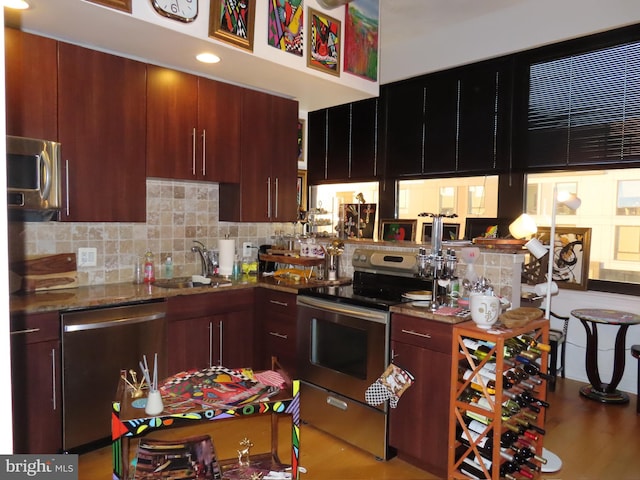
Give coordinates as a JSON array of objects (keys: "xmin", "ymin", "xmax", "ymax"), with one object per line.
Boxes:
[{"xmin": 298, "ymin": 296, "xmax": 388, "ymax": 323}]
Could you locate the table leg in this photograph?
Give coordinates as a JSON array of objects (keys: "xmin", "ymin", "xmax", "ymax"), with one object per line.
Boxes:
[{"xmin": 579, "ymin": 321, "xmax": 630, "ymax": 404}]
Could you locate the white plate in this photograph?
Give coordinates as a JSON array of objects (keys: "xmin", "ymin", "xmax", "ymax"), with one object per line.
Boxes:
[
  {"xmin": 412, "ymin": 301, "xmax": 432, "ymax": 308},
  {"xmin": 403, "ymin": 290, "xmax": 432, "ymax": 300}
]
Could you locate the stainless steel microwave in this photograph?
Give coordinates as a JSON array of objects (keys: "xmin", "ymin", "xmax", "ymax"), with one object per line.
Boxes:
[{"xmin": 6, "ymin": 135, "xmax": 62, "ymax": 221}]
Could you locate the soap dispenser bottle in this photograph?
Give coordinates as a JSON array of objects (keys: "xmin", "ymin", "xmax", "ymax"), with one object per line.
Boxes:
[{"xmin": 144, "ymin": 251, "xmax": 156, "ymax": 283}]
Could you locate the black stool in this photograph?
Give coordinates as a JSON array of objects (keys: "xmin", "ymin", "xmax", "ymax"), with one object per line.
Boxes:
[
  {"xmin": 632, "ymin": 345, "xmax": 640, "ymax": 414},
  {"xmin": 548, "ymin": 312, "xmax": 570, "ymax": 392}
]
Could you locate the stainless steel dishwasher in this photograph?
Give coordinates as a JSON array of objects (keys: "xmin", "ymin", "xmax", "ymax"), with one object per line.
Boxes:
[{"xmin": 60, "ymin": 299, "xmax": 167, "ymax": 452}]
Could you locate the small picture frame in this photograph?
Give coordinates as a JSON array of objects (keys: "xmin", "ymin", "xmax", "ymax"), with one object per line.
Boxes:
[
  {"xmin": 209, "ymin": 0, "xmax": 256, "ymax": 52},
  {"xmin": 307, "ymin": 8, "xmax": 341, "ymax": 76},
  {"xmin": 379, "ymin": 219, "xmax": 417, "ymax": 242},
  {"xmin": 536, "ymin": 226, "xmax": 592, "ymax": 290},
  {"xmin": 297, "ymin": 170, "xmax": 308, "ymax": 210},
  {"xmin": 422, "ymin": 223, "xmax": 460, "ymax": 243},
  {"xmin": 85, "ymin": 0, "xmax": 131, "ymax": 12},
  {"xmin": 297, "ymin": 119, "xmax": 305, "ymax": 164}
]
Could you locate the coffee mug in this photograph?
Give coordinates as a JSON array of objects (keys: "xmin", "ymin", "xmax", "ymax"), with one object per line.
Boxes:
[{"xmin": 469, "ymin": 294, "xmax": 501, "ymax": 329}]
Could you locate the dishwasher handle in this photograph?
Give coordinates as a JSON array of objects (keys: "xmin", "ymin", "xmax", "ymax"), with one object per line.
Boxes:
[{"xmin": 64, "ymin": 311, "xmax": 165, "ymax": 332}]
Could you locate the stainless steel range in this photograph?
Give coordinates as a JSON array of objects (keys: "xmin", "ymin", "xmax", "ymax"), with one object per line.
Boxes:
[{"xmin": 296, "ymin": 248, "xmax": 433, "ymax": 460}]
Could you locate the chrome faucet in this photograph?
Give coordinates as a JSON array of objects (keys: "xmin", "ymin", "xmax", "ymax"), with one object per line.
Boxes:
[{"xmin": 191, "ymin": 240, "xmax": 216, "ymax": 277}]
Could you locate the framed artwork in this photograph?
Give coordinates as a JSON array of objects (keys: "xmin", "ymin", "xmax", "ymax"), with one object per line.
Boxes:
[
  {"xmin": 342, "ymin": 203, "xmax": 376, "ymax": 239},
  {"xmin": 307, "ymin": 8, "xmax": 341, "ymax": 76},
  {"xmin": 297, "ymin": 170, "xmax": 307, "ymax": 210},
  {"xmin": 297, "ymin": 119, "xmax": 305, "ymax": 164},
  {"xmin": 85, "ymin": 0, "xmax": 131, "ymax": 12},
  {"xmin": 344, "ymin": 0, "xmax": 378, "ymax": 81},
  {"xmin": 209, "ymin": 0, "xmax": 256, "ymax": 52},
  {"xmin": 422, "ymin": 223, "xmax": 460, "ymax": 243},
  {"xmin": 268, "ymin": 0, "xmax": 304, "ymax": 56},
  {"xmin": 537, "ymin": 226, "xmax": 592, "ymax": 290},
  {"xmin": 379, "ymin": 219, "xmax": 417, "ymax": 242},
  {"xmin": 464, "ymin": 217, "xmax": 513, "ymax": 240}
]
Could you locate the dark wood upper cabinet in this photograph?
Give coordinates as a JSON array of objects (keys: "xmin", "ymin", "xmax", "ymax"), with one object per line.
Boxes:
[
  {"xmin": 57, "ymin": 42, "xmax": 147, "ymax": 222},
  {"xmin": 146, "ymin": 65, "xmax": 241, "ymax": 183},
  {"xmin": 307, "ymin": 109, "xmax": 327, "ymax": 184},
  {"xmin": 308, "ymin": 97, "xmax": 380, "ymax": 183},
  {"xmin": 146, "ymin": 66, "xmax": 199, "ymax": 180},
  {"xmin": 4, "ymin": 28, "xmax": 58, "ymax": 140},
  {"xmin": 219, "ymin": 90, "xmax": 298, "ymax": 222}
]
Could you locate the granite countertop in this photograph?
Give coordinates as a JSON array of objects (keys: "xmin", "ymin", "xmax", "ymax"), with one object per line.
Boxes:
[
  {"xmin": 390, "ymin": 302, "xmax": 472, "ymax": 324},
  {"xmin": 10, "ymin": 275, "xmax": 335, "ymax": 315}
]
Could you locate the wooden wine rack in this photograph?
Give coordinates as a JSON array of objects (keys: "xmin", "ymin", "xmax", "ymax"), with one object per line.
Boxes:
[{"xmin": 448, "ymin": 318, "xmax": 550, "ymax": 480}]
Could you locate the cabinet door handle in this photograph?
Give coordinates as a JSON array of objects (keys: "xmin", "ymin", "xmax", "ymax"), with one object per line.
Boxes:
[
  {"xmin": 51, "ymin": 348, "xmax": 57, "ymax": 411},
  {"xmin": 267, "ymin": 176, "xmax": 272, "ymax": 218},
  {"xmin": 274, "ymin": 177, "xmax": 279, "ymax": 219},
  {"xmin": 201, "ymin": 129, "xmax": 206, "ymax": 176},
  {"xmin": 401, "ymin": 329, "xmax": 431, "ymax": 339},
  {"xmin": 65, "ymin": 159, "xmax": 70, "ymax": 217},
  {"xmin": 268, "ymin": 331, "xmax": 288, "ymax": 340},
  {"xmin": 218, "ymin": 320, "xmax": 223, "ymax": 366},
  {"xmin": 326, "ymin": 396, "xmax": 348, "ymax": 411},
  {"xmin": 269, "ymin": 300, "xmax": 289, "ymax": 307},
  {"xmin": 208, "ymin": 321, "xmax": 213, "ymax": 367},
  {"xmin": 192, "ymin": 127, "xmax": 197, "ymax": 176},
  {"xmin": 10, "ymin": 328, "xmax": 41, "ymax": 335}
]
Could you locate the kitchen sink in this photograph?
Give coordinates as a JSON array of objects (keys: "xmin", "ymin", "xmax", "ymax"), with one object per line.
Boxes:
[{"xmin": 153, "ymin": 276, "xmax": 232, "ymax": 289}]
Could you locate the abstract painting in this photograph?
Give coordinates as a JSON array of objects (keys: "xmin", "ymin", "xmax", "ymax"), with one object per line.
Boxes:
[
  {"xmin": 344, "ymin": 0, "xmax": 378, "ymax": 81},
  {"xmin": 268, "ymin": 0, "xmax": 304, "ymax": 56},
  {"xmin": 209, "ymin": 0, "xmax": 256, "ymax": 52},
  {"xmin": 307, "ymin": 8, "xmax": 341, "ymax": 76}
]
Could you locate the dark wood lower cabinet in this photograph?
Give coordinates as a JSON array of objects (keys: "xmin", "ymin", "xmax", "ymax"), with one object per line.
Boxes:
[
  {"xmin": 166, "ymin": 290, "xmax": 255, "ymax": 373},
  {"xmin": 389, "ymin": 314, "xmax": 452, "ymax": 478},
  {"xmin": 10, "ymin": 311, "xmax": 62, "ymax": 454},
  {"xmin": 255, "ymin": 289, "xmax": 298, "ymax": 377}
]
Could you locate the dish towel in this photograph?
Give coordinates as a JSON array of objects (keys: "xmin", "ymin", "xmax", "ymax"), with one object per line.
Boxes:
[{"xmin": 365, "ymin": 363, "xmax": 414, "ymax": 408}]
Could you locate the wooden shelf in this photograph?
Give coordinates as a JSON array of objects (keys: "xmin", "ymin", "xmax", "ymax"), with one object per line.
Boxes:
[{"xmin": 259, "ymin": 253, "xmax": 324, "ymax": 267}]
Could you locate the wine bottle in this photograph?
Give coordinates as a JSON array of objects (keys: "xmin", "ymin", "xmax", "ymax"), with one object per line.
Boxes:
[
  {"xmin": 502, "ymin": 390, "xmax": 541, "ymax": 413},
  {"xmin": 458, "ymin": 367, "xmax": 497, "ymax": 395},
  {"xmin": 521, "ymin": 362, "xmax": 553, "ymax": 381},
  {"xmin": 520, "ymin": 334, "xmax": 552, "ymax": 352},
  {"xmin": 510, "ymin": 444, "xmax": 548, "ymax": 464},
  {"xmin": 520, "ymin": 390, "xmax": 550, "ymax": 408},
  {"xmin": 510, "ymin": 416, "xmax": 546, "ymax": 435},
  {"xmin": 462, "ymin": 338, "xmax": 497, "ymax": 362},
  {"xmin": 500, "ymin": 450, "xmax": 539, "ymax": 473}
]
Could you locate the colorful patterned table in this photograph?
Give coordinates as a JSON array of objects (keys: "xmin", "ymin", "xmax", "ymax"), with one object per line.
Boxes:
[
  {"xmin": 111, "ymin": 375, "xmax": 300, "ymax": 479},
  {"xmin": 571, "ymin": 308, "xmax": 640, "ymax": 404}
]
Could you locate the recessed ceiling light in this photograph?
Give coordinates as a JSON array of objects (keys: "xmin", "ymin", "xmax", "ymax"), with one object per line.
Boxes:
[
  {"xmin": 3, "ymin": 0, "xmax": 30, "ymax": 9},
  {"xmin": 196, "ymin": 53, "xmax": 221, "ymax": 64}
]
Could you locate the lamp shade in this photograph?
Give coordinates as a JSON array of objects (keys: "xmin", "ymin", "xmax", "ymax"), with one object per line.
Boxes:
[
  {"xmin": 509, "ymin": 214, "xmax": 538, "ymax": 239},
  {"xmin": 557, "ymin": 192, "xmax": 581, "ymax": 210},
  {"xmin": 525, "ymin": 238, "xmax": 548, "ymax": 259}
]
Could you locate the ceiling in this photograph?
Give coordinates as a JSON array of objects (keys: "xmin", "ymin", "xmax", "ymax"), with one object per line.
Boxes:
[{"xmin": 4, "ymin": 0, "xmax": 524, "ymax": 111}]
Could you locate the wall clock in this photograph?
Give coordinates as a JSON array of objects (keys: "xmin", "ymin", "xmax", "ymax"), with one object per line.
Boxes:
[{"xmin": 151, "ymin": 0, "xmax": 198, "ymax": 23}]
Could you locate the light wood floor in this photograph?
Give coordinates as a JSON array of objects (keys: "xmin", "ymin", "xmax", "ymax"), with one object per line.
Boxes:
[{"xmin": 80, "ymin": 378, "xmax": 639, "ymax": 479}]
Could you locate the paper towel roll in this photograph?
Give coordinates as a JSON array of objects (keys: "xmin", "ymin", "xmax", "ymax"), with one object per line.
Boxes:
[{"xmin": 218, "ymin": 239, "xmax": 235, "ymax": 276}]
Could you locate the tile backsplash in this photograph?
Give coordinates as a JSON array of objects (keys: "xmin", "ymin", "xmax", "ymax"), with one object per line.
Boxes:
[
  {"xmin": 8, "ymin": 177, "xmax": 524, "ymax": 304},
  {"xmin": 8, "ymin": 179, "xmax": 297, "ymax": 287}
]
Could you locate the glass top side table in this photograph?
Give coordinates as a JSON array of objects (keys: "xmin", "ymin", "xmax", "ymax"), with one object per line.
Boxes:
[{"xmin": 571, "ymin": 308, "xmax": 640, "ymax": 404}]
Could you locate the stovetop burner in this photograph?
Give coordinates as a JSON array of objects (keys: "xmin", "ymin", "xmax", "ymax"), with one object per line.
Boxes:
[{"xmin": 300, "ymin": 270, "xmax": 434, "ymax": 311}]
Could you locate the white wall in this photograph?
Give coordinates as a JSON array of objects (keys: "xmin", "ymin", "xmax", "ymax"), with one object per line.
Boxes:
[
  {"xmin": 545, "ymin": 290, "xmax": 640, "ymax": 396},
  {"xmin": 381, "ymin": 0, "xmax": 640, "ymax": 83}
]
